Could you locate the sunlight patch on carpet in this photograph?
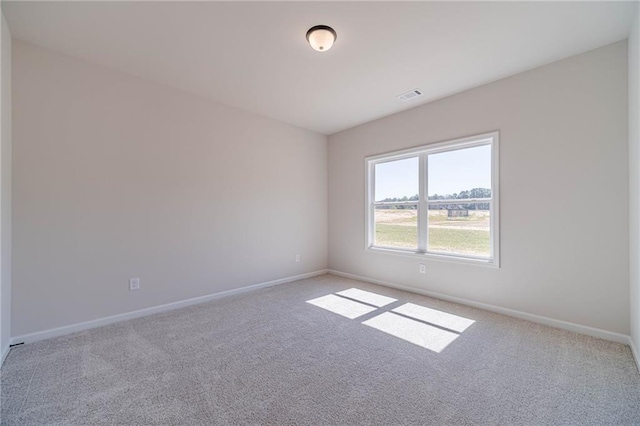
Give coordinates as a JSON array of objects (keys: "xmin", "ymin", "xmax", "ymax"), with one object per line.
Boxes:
[
  {"xmin": 363, "ymin": 312, "xmax": 459, "ymax": 353},
  {"xmin": 336, "ymin": 288, "xmax": 397, "ymax": 307},
  {"xmin": 306, "ymin": 288, "xmax": 477, "ymax": 353},
  {"xmin": 392, "ymin": 303, "xmax": 475, "ymax": 333},
  {"xmin": 306, "ymin": 294, "xmax": 377, "ymax": 319}
]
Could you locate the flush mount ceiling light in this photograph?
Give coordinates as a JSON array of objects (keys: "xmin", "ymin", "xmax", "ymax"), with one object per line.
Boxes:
[{"xmin": 306, "ymin": 25, "xmax": 337, "ymax": 52}]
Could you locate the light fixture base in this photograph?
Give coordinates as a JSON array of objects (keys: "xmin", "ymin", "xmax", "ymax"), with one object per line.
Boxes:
[{"xmin": 306, "ymin": 25, "xmax": 337, "ymax": 52}]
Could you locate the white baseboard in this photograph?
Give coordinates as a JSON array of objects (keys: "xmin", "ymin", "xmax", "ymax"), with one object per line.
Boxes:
[
  {"xmin": 11, "ymin": 269, "xmax": 328, "ymax": 346},
  {"xmin": 630, "ymin": 338, "xmax": 640, "ymax": 373},
  {"xmin": 0, "ymin": 344, "xmax": 10, "ymax": 368},
  {"xmin": 328, "ymin": 269, "xmax": 631, "ymax": 346}
]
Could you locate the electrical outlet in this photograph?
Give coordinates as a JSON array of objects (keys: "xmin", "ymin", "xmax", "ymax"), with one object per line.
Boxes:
[
  {"xmin": 129, "ymin": 278, "xmax": 140, "ymax": 291},
  {"xmin": 419, "ymin": 264, "xmax": 426, "ymax": 274},
  {"xmin": 295, "ymin": 254, "xmax": 300, "ymax": 263}
]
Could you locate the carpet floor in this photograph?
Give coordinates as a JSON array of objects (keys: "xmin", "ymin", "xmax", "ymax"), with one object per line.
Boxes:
[{"xmin": 1, "ymin": 274, "xmax": 639, "ymax": 425}]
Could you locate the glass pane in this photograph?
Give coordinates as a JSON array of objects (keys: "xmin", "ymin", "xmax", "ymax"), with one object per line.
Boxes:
[
  {"xmin": 375, "ymin": 157, "xmax": 419, "ymax": 202},
  {"xmin": 427, "ymin": 203, "xmax": 490, "ymax": 258},
  {"xmin": 374, "ymin": 205, "xmax": 418, "ymax": 249},
  {"xmin": 428, "ymin": 145, "xmax": 491, "ymax": 200}
]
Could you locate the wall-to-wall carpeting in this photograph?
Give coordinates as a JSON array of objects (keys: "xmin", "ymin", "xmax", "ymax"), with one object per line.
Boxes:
[{"xmin": 1, "ymin": 274, "xmax": 638, "ymax": 425}]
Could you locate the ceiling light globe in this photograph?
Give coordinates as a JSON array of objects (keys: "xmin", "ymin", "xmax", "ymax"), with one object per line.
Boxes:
[{"xmin": 306, "ymin": 25, "xmax": 336, "ymax": 52}]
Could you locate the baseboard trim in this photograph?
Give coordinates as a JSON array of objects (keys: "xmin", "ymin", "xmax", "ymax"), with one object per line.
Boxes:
[
  {"xmin": 0, "ymin": 344, "xmax": 10, "ymax": 368},
  {"xmin": 629, "ymin": 338, "xmax": 640, "ymax": 372},
  {"xmin": 11, "ymin": 269, "xmax": 328, "ymax": 346},
  {"xmin": 328, "ymin": 269, "xmax": 631, "ymax": 345}
]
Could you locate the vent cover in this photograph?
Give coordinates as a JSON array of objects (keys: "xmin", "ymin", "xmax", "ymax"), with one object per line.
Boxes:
[{"xmin": 397, "ymin": 89, "xmax": 423, "ymax": 102}]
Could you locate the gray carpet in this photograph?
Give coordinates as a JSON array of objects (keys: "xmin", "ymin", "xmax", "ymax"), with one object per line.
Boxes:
[{"xmin": 1, "ymin": 273, "xmax": 639, "ymax": 425}]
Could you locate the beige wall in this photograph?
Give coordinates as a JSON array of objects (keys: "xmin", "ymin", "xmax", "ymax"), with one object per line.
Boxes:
[
  {"xmin": 1, "ymin": 12, "xmax": 12, "ymax": 357},
  {"xmin": 328, "ymin": 41, "xmax": 629, "ymax": 335},
  {"xmin": 630, "ymin": 7, "xmax": 640, "ymax": 355},
  {"xmin": 12, "ymin": 41, "xmax": 328, "ymax": 337}
]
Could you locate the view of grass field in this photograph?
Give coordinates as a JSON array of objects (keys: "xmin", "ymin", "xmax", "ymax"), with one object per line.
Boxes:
[{"xmin": 374, "ymin": 209, "xmax": 490, "ymax": 257}]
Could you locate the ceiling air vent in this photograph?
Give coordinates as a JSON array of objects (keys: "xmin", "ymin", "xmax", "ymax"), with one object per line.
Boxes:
[{"xmin": 397, "ymin": 89, "xmax": 423, "ymax": 102}]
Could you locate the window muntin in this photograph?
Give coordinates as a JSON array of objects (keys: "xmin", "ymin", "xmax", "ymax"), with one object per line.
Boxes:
[{"xmin": 366, "ymin": 133, "xmax": 499, "ymax": 267}]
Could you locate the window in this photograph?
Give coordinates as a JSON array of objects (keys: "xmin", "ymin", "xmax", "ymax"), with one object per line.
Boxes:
[{"xmin": 366, "ymin": 132, "xmax": 499, "ymax": 267}]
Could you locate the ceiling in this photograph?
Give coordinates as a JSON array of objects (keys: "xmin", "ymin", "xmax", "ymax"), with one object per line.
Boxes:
[{"xmin": 2, "ymin": 1, "xmax": 637, "ymax": 135}]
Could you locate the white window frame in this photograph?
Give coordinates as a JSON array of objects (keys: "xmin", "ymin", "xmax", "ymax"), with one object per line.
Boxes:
[{"xmin": 365, "ymin": 131, "xmax": 500, "ymax": 268}]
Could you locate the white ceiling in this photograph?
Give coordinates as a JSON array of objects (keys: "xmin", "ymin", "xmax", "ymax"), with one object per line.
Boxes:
[{"xmin": 3, "ymin": 1, "xmax": 637, "ymax": 135}]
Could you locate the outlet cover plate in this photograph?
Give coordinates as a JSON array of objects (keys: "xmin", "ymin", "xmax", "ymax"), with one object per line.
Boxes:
[{"xmin": 129, "ymin": 278, "xmax": 140, "ymax": 291}]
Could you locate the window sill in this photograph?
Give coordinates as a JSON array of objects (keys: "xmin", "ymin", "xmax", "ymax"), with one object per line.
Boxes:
[{"xmin": 366, "ymin": 246, "xmax": 499, "ymax": 269}]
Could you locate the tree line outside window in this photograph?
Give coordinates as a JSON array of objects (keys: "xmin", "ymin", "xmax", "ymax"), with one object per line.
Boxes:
[{"xmin": 376, "ymin": 187, "xmax": 491, "ymax": 210}]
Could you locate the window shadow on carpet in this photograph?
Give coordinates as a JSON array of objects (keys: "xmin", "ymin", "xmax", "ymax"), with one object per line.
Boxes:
[{"xmin": 307, "ymin": 288, "xmax": 475, "ymax": 353}]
